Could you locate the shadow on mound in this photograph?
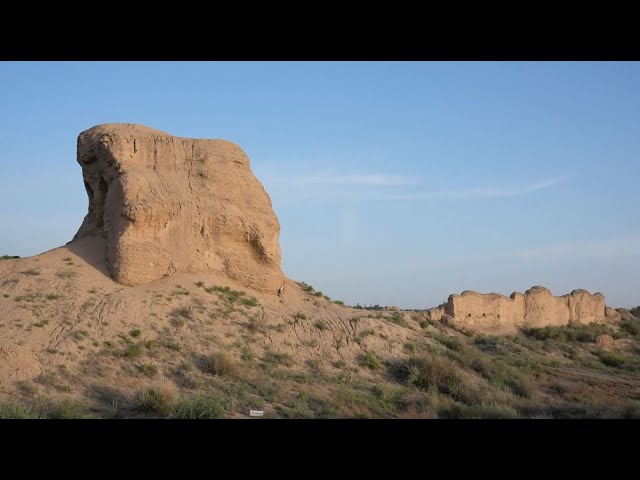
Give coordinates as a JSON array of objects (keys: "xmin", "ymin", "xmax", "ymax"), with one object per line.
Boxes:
[{"xmin": 65, "ymin": 235, "xmax": 112, "ymax": 279}]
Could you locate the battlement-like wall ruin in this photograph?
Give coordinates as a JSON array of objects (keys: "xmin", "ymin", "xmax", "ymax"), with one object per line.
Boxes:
[{"xmin": 426, "ymin": 286, "xmax": 605, "ymax": 332}]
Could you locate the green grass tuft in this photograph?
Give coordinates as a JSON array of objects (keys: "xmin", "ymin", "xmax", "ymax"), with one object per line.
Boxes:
[
  {"xmin": 358, "ymin": 351, "xmax": 381, "ymax": 371},
  {"xmin": 173, "ymin": 394, "xmax": 225, "ymax": 419},
  {"xmin": 597, "ymin": 351, "xmax": 626, "ymax": 368},
  {"xmin": 135, "ymin": 387, "xmax": 174, "ymax": 415},
  {"xmin": 137, "ymin": 363, "xmax": 158, "ymax": 377},
  {"xmin": 57, "ymin": 270, "xmax": 76, "ymax": 279},
  {"xmin": 314, "ymin": 320, "xmax": 328, "ymax": 331},
  {"xmin": 263, "ymin": 350, "xmax": 294, "ymax": 367},
  {"xmin": 48, "ymin": 399, "xmax": 89, "ymax": 419},
  {"xmin": 204, "ymin": 352, "xmax": 239, "ymax": 377},
  {"xmin": 0, "ymin": 402, "xmax": 45, "ymax": 419}
]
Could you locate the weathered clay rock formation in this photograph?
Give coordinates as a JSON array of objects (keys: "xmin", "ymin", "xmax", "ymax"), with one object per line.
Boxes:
[
  {"xmin": 72, "ymin": 124, "xmax": 283, "ymax": 292},
  {"xmin": 604, "ymin": 307, "xmax": 621, "ymax": 322},
  {"xmin": 426, "ymin": 286, "xmax": 606, "ymax": 332}
]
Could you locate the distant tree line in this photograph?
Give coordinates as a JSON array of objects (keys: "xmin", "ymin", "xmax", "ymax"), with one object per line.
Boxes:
[{"xmin": 352, "ymin": 303, "xmax": 384, "ymax": 310}]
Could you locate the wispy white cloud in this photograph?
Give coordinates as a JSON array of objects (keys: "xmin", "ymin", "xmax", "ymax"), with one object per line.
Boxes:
[
  {"xmin": 265, "ymin": 172, "xmax": 571, "ymax": 203},
  {"xmin": 270, "ymin": 174, "xmax": 417, "ymax": 187},
  {"xmin": 384, "ymin": 176, "xmax": 569, "ymax": 200}
]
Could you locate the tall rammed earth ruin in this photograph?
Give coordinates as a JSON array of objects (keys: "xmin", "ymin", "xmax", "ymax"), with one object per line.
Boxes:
[{"xmin": 72, "ymin": 124, "xmax": 284, "ymax": 292}]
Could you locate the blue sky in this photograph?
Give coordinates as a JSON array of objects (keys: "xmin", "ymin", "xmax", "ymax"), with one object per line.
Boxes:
[{"xmin": 1, "ymin": 62, "xmax": 639, "ymax": 308}]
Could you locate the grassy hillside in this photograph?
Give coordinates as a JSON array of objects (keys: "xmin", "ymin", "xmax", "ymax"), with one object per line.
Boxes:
[
  {"xmin": 1, "ymin": 303, "xmax": 639, "ymax": 419},
  {"xmin": 1, "ymin": 245, "xmax": 639, "ymax": 419}
]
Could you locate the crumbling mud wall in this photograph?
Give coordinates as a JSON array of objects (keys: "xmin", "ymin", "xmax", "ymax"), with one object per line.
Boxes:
[{"xmin": 427, "ymin": 286, "xmax": 605, "ymax": 332}]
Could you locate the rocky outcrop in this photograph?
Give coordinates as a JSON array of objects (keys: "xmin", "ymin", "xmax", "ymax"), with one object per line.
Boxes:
[
  {"xmin": 596, "ymin": 334, "xmax": 614, "ymax": 348},
  {"xmin": 426, "ymin": 286, "xmax": 605, "ymax": 332},
  {"xmin": 616, "ymin": 308, "xmax": 638, "ymax": 323},
  {"xmin": 605, "ymin": 307, "xmax": 622, "ymax": 322},
  {"xmin": 72, "ymin": 124, "xmax": 283, "ymax": 292}
]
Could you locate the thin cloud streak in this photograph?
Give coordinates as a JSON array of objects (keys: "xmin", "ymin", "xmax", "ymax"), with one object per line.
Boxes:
[
  {"xmin": 384, "ymin": 176, "xmax": 569, "ymax": 200},
  {"xmin": 270, "ymin": 174, "xmax": 417, "ymax": 186}
]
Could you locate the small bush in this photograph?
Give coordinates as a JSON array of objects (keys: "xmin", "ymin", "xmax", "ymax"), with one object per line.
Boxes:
[
  {"xmin": 493, "ymin": 369, "xmax": 534, "ymax": 398},
  {"xmin": 621, "ymin": 319, "xmax": 640, "ymax": 336},
  {"xmin": 15, "ymin": 293, "xmax": 38, "ymax": 303},
  {"xmin": 173, "ymin": 394, "xmax": 225, "ymax": 419},
  {"xmin": 403, "ymin": 343, "xmax": 416, "ymax": 353},
  {"xmin": 247, "ymin": 317, "xmax": 267, "ymax": 334},
  {"xmin": 204, "ymin": 352, "xmax": 239, "ymax": 376},
  {"xmin": 72, "ymin": 330, "xmax": 88, "ymax": 341},
  {"xmin": 460, "ymin": 403, "xmax": 520, "ymax": 419},
  {"xmin": 358, "ymin": 351, "xmax": 381, "ymax": 371},
  {"xmin": 240, "ymin": 297, "xmax": 258, "ymax": 307},
  {"xmin": 195, "ymin": 281, "xmax": 205, "ymax": 288},
  {"xmin": 171, "ymin": 307, "xmax": 192, "ymax": 320},
  {"xmin": 241, "ymin": 347, "xmax": 255, "ymax": 362},
  {"xmin": 306, "ymin": 359, "xmax": 322, "ymax": 371},
  {"xmin": 355, "ymin": 329, "xmax": 375, "ymax": 344},
  {"xmin": 138, "ymin": 363, "xmax": 158, "ymax": 377},
  {"xmin": 123, "ymin": 346, "xmax": 142, "ymax": 357},
  {"xmin": 57, "ymin": 270, "xmax": 76, "ymax": 279},
  {"xmin": 171, "ymin": 289, "xmax": 190, "ymax": 296},
  {"xmin": 263, "ymin": 350, "xmax": 294, "ymax": 367},
  {"xmin": 393, "ymin": 355, "xmax": 463, "ymax": 397},
  {"xmin": 171, "ymin": 317, "xmax": 185, "ymax": 327},
  {"xmin": 161, "ymin": 339, "xmax": 181, "ymax": 351},
  {"xmin": 48, "ymin": 399, "xmax": 89, "ymax": 419},
  {"xmin": 0, "ymin": 255, "xmax": 20, "ymax": 260},
  {"xmin": 436, "ymin": 334, "xmax": 463, "ymax": 352},
  {"xmin": 45, "ymin": 293, "xmax": 61, "ymax": 300},
  {"xmin": 298, "ymin": 282, "xmax": 314, "ymax": 292},
  {"xmin": 598, "ymin": 351, "xmax": 626, "ymax": 368},
  {"xmin": 135, "ymin": 386, "xmax": 174, "ymax": 415},
  {"xmin": 21, "ymin": 269, "xmax": 40, "ymax": 276},
  {"xmin": 129, "ymin": 329, "xmax": 142, "ymax": 338},
  {"xmin": 314, "ymin": 320, "xmax": 328, "ymax": 331},
  {"xmin": 419, "ymin": 319, "xmax": 434, "ymax": 329},
  {"xmin": 204, "ymin": 285, "xmax": 247, "ymax": 304},
  {"xmin": 294, "ymin": 312, "xmax": 307, "ymax": 321},
  {"xmin": 389, "ymin": 311, "xmax": 406, "ymax": 326},
  {"xmin": 474, "ymin": 335, "xmax": 502, "ymax": 350},
  {"xmin": 17, "ymin": 380, "xmax": 38, "ymax": 396},
  {"xmin": 524, "ymin": 323, "xmax": 613, "ymax": 343},
  {"xmin": 314, "ymin": 291, "xmax": 324, "ymax": 297}
]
